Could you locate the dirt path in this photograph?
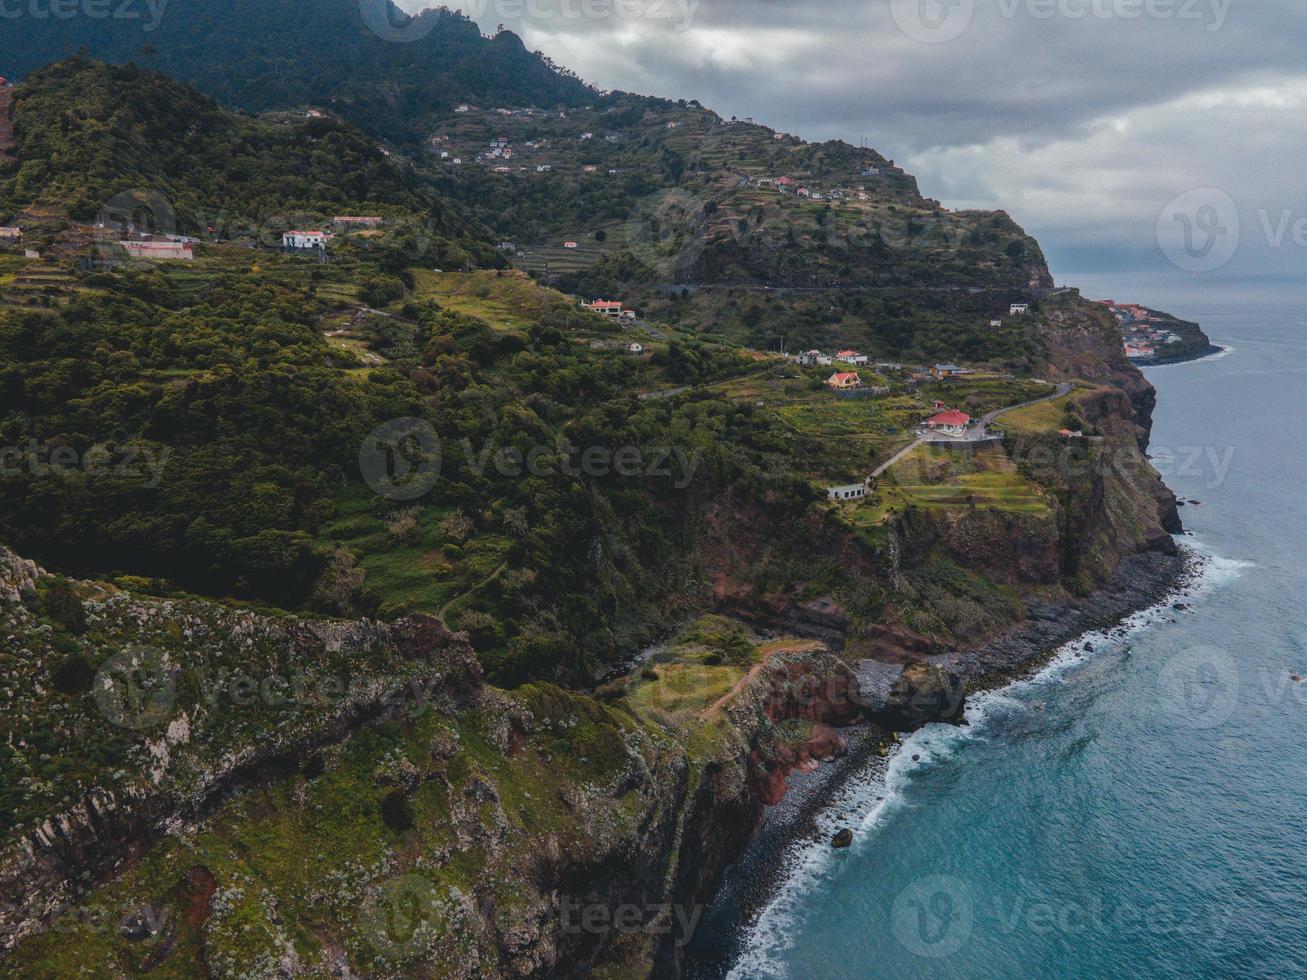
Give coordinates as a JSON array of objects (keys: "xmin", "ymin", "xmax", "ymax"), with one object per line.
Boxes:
[
  {"xmin": 437, "ymin": 559, "xmax": 507, "ymax": 624},
  {"xmin": 700, "ymin": 640, "xmax": 822, "ymax": 721}
]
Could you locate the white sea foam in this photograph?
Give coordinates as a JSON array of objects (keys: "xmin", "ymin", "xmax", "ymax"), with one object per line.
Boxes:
[{"xmin": 726, "ymin": 544, "xmax": 1251, "ymax": 978}]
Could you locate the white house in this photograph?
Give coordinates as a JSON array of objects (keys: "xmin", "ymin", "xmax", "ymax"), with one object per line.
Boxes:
[
  {"xmin": 795, "ymin": 350, "xmax": 824, "ymax": 366},
  {"xmin": 0, "ymin": 226, "xmax": 21, "ymax": 240},
  {"xmin": 827, "ymin": 484, "xmax": 867, "ymax": 502},
  {"xmin": 923, "ymin": 409, "xmax": 971, "ymax": 438},
  {"xmin": 283, "ymin": 230, "xmax": 329, "ymax": 250},
  {"xmin": 990, "ymin": 319, "xmax": 1003, "ymax": 327},
  {"xmin": 628, "ymin": 342, "xmax": 645, "ymax": 354},
  {"xmin": 837, "ymin": 350, "xmax": 869, "ymax": 366},
  {"xmin": 1010, "ymin": 303, "xmax": 1030, "ymax": 315},
  {"xmin": 585, "ymin": 299, "xmax": 624, "ymax": 318}
]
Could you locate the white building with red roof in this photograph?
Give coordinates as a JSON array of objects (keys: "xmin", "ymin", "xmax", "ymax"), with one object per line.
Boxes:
[
  {"xmin": 924, "ymin": 409, "xmax": 971, "ymax": 438},
  {"xmin": 282, "ymin": 230, "xmax": 330, "ymax": 249},
  {"xmin": 584, "ymin": 299, "xmax": 624, "ymax": 318}
]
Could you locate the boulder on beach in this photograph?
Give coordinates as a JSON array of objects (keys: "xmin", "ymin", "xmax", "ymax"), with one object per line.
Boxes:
[
  {"xmin": 832, "ymin": 828, "xmax": 853, "ymax": 849},
  {"xmin": 873, "ymin": 662, "xmax": 967, "ymax": 731}
]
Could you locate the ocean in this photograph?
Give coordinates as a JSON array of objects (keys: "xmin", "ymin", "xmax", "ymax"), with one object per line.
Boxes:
[{"xmin": 719, "ymin": 275, "xmax": 1307, "ymax": 979}]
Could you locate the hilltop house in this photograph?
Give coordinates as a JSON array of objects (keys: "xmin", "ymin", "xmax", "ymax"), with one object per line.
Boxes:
[
  {"xmin": 0, "ymin": 226, "xmax": 21, "ymax": 240},
  {"xmin": 837, "ymin": 350, "xmax": 869, "ymax": 365},
  {"xmin": 584, "ymin": 299, "xmax": 624, "ymax": 318},
  {"xmin": 796, "ymin": 350, "xmax": 832, "ymax": 366},
  {"xmin": 1010, "ymin": 303, "xmax": 1030, "ymax": 315},
  {"xmin": 990, "ymin": 319, "xmax": 1003, "ymax": 327},
  {"xmin": 924, "ymin": 409, "xmax": 971, "ymax": 438},
  {"xmin": 628, "ymin": 342, "xmax": 645, "ymax": 354},
  {"xmin": 827, "ymin": 484, "xmax": 867, "ymax": 502},
  {"xmin": 827, "ymin": 372, "xmax": 863, "ymax": 391},
  {"xmin": 282, "ymin": 230, "xmax": 329, "ymax": 250},
  {"xmin": 563, "ymin": 241, "xmax": 578, "ymax": 249}
]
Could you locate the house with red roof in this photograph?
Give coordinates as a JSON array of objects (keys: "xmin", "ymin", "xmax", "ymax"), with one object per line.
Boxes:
[
  {"xmin": 924, "ymin": 409, "xmax": 971, "ymax": 438},
  {"xmin": 584, "ymin": 299, "xmax": 624, "ymax": 318},
  {"xmin": 826, "ymin": 372, "xmax": 863, "ymax": 391}
]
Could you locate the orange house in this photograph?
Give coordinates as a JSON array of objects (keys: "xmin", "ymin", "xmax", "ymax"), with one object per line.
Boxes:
[{"xmin": 827, "ymin": 372, "xmax": 863, "ymax": 391}]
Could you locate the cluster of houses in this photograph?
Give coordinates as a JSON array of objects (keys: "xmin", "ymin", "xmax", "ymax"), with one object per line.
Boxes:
[
  {"xmin": 1094, "ymin": 299, "xmax": 1183, "ymax": 360},
  {"xmin": 744, "ymin": 174, "xmax": 878, "ymax": 202},
  {"xmin": 794, "ymin": 348, "xmax": 979, "ymax": 394}
]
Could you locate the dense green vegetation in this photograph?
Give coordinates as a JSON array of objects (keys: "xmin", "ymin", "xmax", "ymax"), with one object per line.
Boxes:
[
  {"xmin": 0, "ymin": 60, "xmax": 500, "ymax": 269},
  {"xmin": 0, "ymin": 2, "xmax": 592, "ymax": 143}
]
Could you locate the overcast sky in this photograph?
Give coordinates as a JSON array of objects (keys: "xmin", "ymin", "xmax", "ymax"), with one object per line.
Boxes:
[{"xmin": 425, "ymin": 0, "xmax": 1303, "ymax": 285}]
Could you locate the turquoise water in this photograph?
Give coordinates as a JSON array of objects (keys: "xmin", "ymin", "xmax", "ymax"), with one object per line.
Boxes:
[{"xmin": 729, "ymin": 278, "xmax": 1307, "ymax": 979}]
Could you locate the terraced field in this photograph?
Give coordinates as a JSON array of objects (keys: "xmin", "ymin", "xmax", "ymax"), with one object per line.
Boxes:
[{"xmin": 854, "ymin": 443, "xmax": 1051, "ymax": 526}]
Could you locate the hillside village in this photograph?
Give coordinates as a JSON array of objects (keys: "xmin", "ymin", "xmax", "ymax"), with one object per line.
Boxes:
[{"xmin": 1095, "ymin": 298, "xmax": 1218, "ymax": 364}]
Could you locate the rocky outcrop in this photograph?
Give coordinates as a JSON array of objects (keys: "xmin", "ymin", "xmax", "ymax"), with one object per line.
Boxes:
[
  {"xmin": 874, "ymin": 662, "xmax": 966, "ymax": 730},
  {"xmin": 0, "ymin": 554, "xmax": 484, "ymax": 954}
]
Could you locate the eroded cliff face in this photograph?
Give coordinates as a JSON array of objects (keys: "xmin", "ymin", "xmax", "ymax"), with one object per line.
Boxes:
[{"xmin": 0, "ymin": 547, "xmax": 877, "ymax": 978}]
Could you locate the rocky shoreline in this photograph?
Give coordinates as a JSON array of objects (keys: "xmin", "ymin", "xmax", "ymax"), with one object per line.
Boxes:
[
  {"xmin": 682, "ymin": 545, "xmax": 1199, "ymax": 977},
  {"xmin": 1138, "ymin": 341, "xmax": 1227, "ymax": 368}
]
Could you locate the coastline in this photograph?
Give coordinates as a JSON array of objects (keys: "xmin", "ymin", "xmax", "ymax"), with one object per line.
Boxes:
[
  {"xmin": 1132, "ymin": 341, "xmax": 1228, "ymax": 369},
  {"xmin": 682, "ymin": 545, "xmax": 1201, "ymax": 978}
]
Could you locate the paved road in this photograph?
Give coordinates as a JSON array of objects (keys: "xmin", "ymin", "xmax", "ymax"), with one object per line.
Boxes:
[
  {"xmin": 868, "ymin": 382, "xmax": 1072, "ymax": 481},
  {"xmin": 980, "ymin": 381, "xmax": 1072, "ymax": 426}
]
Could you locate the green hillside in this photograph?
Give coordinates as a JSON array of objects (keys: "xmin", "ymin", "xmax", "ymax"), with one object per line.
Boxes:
[{"xmin": 0, "ymin": 1, "xmax": 592, "ymax": 142}]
